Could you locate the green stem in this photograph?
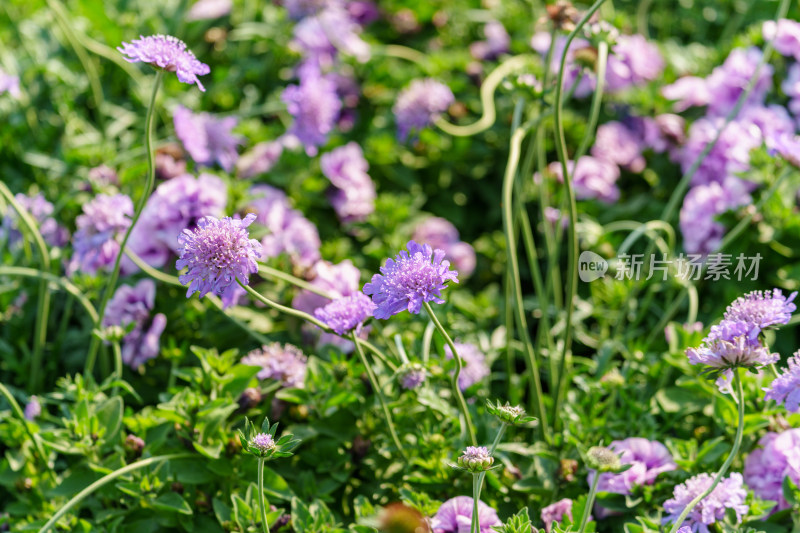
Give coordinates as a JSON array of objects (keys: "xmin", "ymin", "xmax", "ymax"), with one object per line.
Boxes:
[
  {"xmin": 241, "ymin": 282, "xmax": 331, "ymax": 331},
  {"xmin": 577, "ymin": 467, "xmax": 601, "ymax": 533},
  {"xmin": 85, "ymin": 71, "xmax": 164, "ymax": 376},
  {"xmin": 0, "ymin": 183, "xmax": 52, "ymax": 393},
  {"xmin": 257, "ymin": 458, "xmax": 270, "ymax": 533},
  {"xmin": 111, "ymin": 341, "xmax": 123, "ymax": 396},
  {"xmin": 356, "ymin": 338, "xmax": 398, "ymax": 372},
  {"xmin": 551, "ymin": 0, "xmax": 608, "ymax": 433},
  {"xmin": 666, "ymin": 369, "xmax": 745, "ymax": 533},
  {"xmin": 352, "ymin": 332, "xmax": 407, "ymax": 459},
  {"xmin": 257, "ymin": 263, "xmax": 334, "ymax": 299},
  {"xmin": 474, "ymin": 422, "xmax": 507, "ymax": 520},
  {"xmin": 40, "ymin": 453, "xmax": 194, "ymax": 533},
  {"xmin": 0, "ymin": 266, "xmax": 97, "ymax": 323},
  {"xmin": 422, "ymin": 301, "xmax": 477, "ymax": 446},
  {"xmin": 471, "ymin": 473, "xmax": 481, "ymax": 533},
  {"xmin": 0, "ymin": 383, "xmax": 56, "ymax": 482}
]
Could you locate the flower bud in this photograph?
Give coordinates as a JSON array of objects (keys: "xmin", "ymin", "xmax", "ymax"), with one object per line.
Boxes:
[
  {"xmin": 251, "ymin": 433, "xmax": 277, "ymax": 456},
  {"xmin": 586, "ymin": 446, "xmax": 622, "ymax": 473},
  {"xmin": 457, "ymin": 446, "xmax": 494, "ymax": 473}
]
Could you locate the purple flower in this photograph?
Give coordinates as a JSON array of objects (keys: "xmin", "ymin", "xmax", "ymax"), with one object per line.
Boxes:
[
  {"xmin": 679, "ymin": 177, "xmax": 752, "ymax": 255},
  {"xmin": 705, "ymin": 47, "xmax": 773, "ymax": 116},
  {"xmin": 103, "ymin": 279, "xmax": 167, "ymax": 369},
  {"xmin": 128, "ymin": 173, "xmax": 227, "ymax": 269},
  {"xmin": 723, "ymin": 289, "xmax": 797, "ymax": 331},
  {"xmin": 764, "ymin": 352, "xmax": 800, "ymax": 413},
  {"xmin": 739, "ymin": 105, "xmax": 795, "ymax": 146},
  {"xmin": 0, "ymin": 68, "xmax": 20, "ymax": 97},
  {"xmin": 118, "ymin": 34, "xmax": 210, "ymax": 91},
  {"xmin": 24, "ymin": 396, "xmax": 41, "ymax": 421},
  {"xmin": 363, "ymin": 240, "xmax": 458, "ymax": 319},
  {"xmin": 397, "ymin": 363, "xmax": 426, "ymax": 390},
  {"xmin": 605, "ymin": 34, "xmax": 664, "ymax": 93},
  {"xmin": 283, "ymin": 0, "xmax": 329, "ymax": 19},
  {"xmin": 88, "ymin": 165, "xmax": 120, "ymax": 189},
  {"xmin": 431, "ymin": 496, "xmax": 501, "ymax": 533},
  {"xmin": 744, "ymin": 429, "xmax": 800, "ymax": 510},
  {"xmin": 541, "ymin": 499, "xmax": 574, "ymax": 533},
  {"xmin": 68, "ymin": 194, "xmax": 133, "ymax": 275},
  {"xmin": 241, "ymin": 343, "xmax": 307, "ymax": 388},
  {"xmin": 469, "ymin": 20, "xmax": 510, "ymax": 61},
  {"xmin": 763, "ymin": 19, "xmax": 800, "ymax": 61},
  {"xmin": 176, "ymin": 214, "xmax": 263, "ymax": 306},
  {"xmin": 2, "ymin": 192, "xmax": 69, "ymax": 249},
  {"xmin": 174, "ymin": 105, "xmax": 241, "ymax": 172},
  {"xmin": 237, "ymin": 141, "xmax": 284, "ymax": 179},
  {"xmin": 316, "ymin": 7, "xmax": 371, "ymax": 62},
  {"xmin": 251, "ymin": 432, "xmax": 276, "ymax": 453},
  {"xmin": 412, "ymin": 217, "xmax": 476, "ymax": 279},
  {"xmin": 531, "ymin": 32, "xmax": 595, "ymax": 99},
  {"xmin": 246, "ymin": 185, "xmax": 321, "ymax": 270},
  {"xmin": 663, "ymin": 473, "xmax": 749, "ymax": 533},
  {"xmin": 678, "ymin": 117, "xmax": 761, "ymax": 187},
  {"xmin": 282, "ymin": 67, "xmax": 342, "ymax": 156},
  {"xmin": 591, "ymin": 121, "xmax": 646, "ymax": 172},
  {"xmin": 445, "ymin": 342, "xmax": 490, "ymax": 391},
  {"xmin": 767, "ymin": 132, "xmax": 800, "ymax": 168},
  {"xmin": 346, "ymin": 1, "xmax": 379, "ymax": 25},
  {"xmin": 545, "ymin": 157, "xmax": 620, "ymax": 203},
  {"xmin": 186, "ymin": 0, "xmax": 232, "ymax": 21},
  {"xmin": 314, "ymin": 293, "xmax": 375, "ymax": 335},
  {"xmin": 393, "ymin": 79, "xmax": 454, "ymax": 141},
  {"xmin": 662, "ymin": 76, "xmax": 711, "ymax": 112},
  {"xmin": 320, "ymin": 142, "xmax": 376, "ymax": 223},
  {"xmin": 781, "ymin": 63, "xmax": 800, "ymax": 119}
]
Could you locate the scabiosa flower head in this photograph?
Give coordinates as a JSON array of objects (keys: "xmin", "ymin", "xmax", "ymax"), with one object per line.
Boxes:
[
  {"xmin": 0, "ymin": 68, "xmax": 20, "ymax": 97},
  {"xmin": 781, "ymin": 63, "xmax": 800, "ymax": 119},
  {"xmin": 2, "ymin": 192, "xmax": 69, "ymax": 249},
  {"xmin": 314, "ymin": 293, "xmax": 375, "ymax": 335},
  {"xmin": 541, "ymin": 499, "xmax": 574, "ymax": 533},
  {"xmin": 412, "ymin": 217, "xmax": 477, "ymax": 279},
  {"xmin": 176, "ymin": 213, "xmax": 263, "ymax": 306},
  {"xmin": 241, "ymin": 343, "xmax": 308, "ymax": 388},
  {"xmin": 545, "ymin": 156, "xmax": 621, "ymax": 203},
  {"xmin": 763, "ymin": 19, "xmax": 800, "ymax": 61},
  {"xmin": 687, "ymin": 327, "xmax": 777, "ymax": 370},
  {"xmin": 663, "ymin": 473, "xmax": 749, "ymax": 533},
  {"xmin": 282, "ymin": 67, "xmax": 342, "ymax": 156},
  {"xmin": 764, "ymin": 351, "xmax": 800, "ymax": 413},
  {"xmin": 586, "ymin": 446, "xmax": 622, "ymax": 473},
  {"xmin": 117, "ymin": 34, "xmax": 210, "ymax": 91},
  {"xmin": 24, "ymin": 396, "xmax": 41, "ymax": 421},
  {"xmin": 678, "ymin": 117, "xmax": 761, "ymax": 187},
  {"xmin": 591, "ymin": 121, "xmax": 646, "ymax": 172},
  {"xmin": 320, "ymin": 142, "xmax": 376, "ymax": 223},
  {"xmin": 363, "ymin": 240, "xmax": 458, "ymax": 319},
  {"xmin": 470, "ymin": 20, "xmax": 510, "ymax": 61},
  {"xmin": 431, "ymin": 496, "xmax": 502, "ymax": 533},
  {"xmin": 744, "ymin": 429, "xmax": 800, "ymax": 511},
  {"xmin": 444, "ymin": 342, "xmax": 490, "ymax": 391},
  {"xmin": 767, "ymin": 132, "xmax": 800, "ymax": 168},
  {"xmin": 662, "ymin": 76, "xmax": 711, "ymax": 112},
  {"xmin": 397, "ymin": 363, "xmax": 427, "ymax": 390},
  {"xmin": 679, "ymin": 177, "xmax": 752, "ymax": 255},
  {"xmin": 705, "ymin": 47, "xmax": 773, "ymax": 116},
  {"xmin": 237, "ymin": 141, "xmax": 284, "ymax": 179},
  {"xmin": 173, "ymin": 105, "xmax": 241, "ymax": 172},
  {"xmin": 68, "ymin": 194, "xmax": 133, "ymax": 275},
  {"xmin": 457, "ymin": 446, "xmax": 494, "ymax": 472},
  {"xmin": 604, "ymin": 34, "xmax": 664, "ymax": 93},
  {"xmin": 103, "ymin": 279, "xmax": 167, "ymax": 369},
  {"xmin": 393, "ymin": 79, "xmax": 454, "ymax": 141},
  {"xmin": 723, "ymin": 289, "xmax": 797, "ymax": 331},
  {"xmin": 186, "ymin": 0, "xmax": 232, "ymax": 21},
  {"xmin": 251, "ymin": 432, "xmax": 276, "ymax": 454}
]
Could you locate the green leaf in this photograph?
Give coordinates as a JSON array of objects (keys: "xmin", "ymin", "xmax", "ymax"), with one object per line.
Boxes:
[
  {"xmin": 94, "ymin": 396, "xmax": 123, "ymax": 443},
  {"xmin": 152, "ymin": 492, "xmax": 193, "ymax": 516},
  {"xmin": 260, "ymin": 465, "xmax": 294, "ymax": 501}
]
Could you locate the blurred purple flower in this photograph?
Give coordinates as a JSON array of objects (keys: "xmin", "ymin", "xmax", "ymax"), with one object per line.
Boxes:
[
  {"xmin": 705, "ymin": 47, "xmax": 773, "ymax": 116},
  {"xmin": 663, "ymin": 473, "xmax": 748, "ymax": 533},
  {"xmin": 320, "ymin": 142, "xmax": 376, "ymax": 223},
  {"xmin": 176, "ymin": 214, "xmax": 263, "ymax": 307},
  {"xmin": 282, "ymin": 67, "xmax": 342, "ymax": 156},
  {"xmin": 445, "ymin": 342, "xmax": 490, "ymax": 391},
  {"xmin": 412, "ymin": 217, "xmax": 476, "ymax": 279},
  {"xmin": 678, "ymin": 117, "xmax": 761, "ymax": 186},
  {"xmin": 2, "ymin": 192, "xmax": 69, "ymax": 249},
  {"xmin": 363, "ymin": 240, "xmax": 458, "ymax": 319},
  {"xmin": 347, "ymin": 1, "xmax": 379, "ymax": 25},
  {"xmin": 744, "ymin": 429, "xmax": 800, "ymax": 512},
  {"xmin": 393, "ymin": 79, "xmax": 454, "ymax": 141},
  {"xmin": 679, "ymin": 177, "xmax": 751, "ymax": 255},
  {"xmin": 118, "ymin": 34, "xmax": 210, "ymax": 91},
  {"xmin": 767, "ymin": 132, "xmax": 800, "ymax": 168},
  {"xmin": 591, "ymin": 121, "xmax": 646, "ymax": 172},
  {"xmin": 186, "ymin": 0, "xmax": 232, "ymax": 20},
  {"xmin": 88, "ymin": 165, "xmax": 120, "ymax": 189},
  {"xmin": 398, "ymin": 364, "xmax": 426, "ymax": 390},
  {"xmin": 314, "ymin": 292, "xmax": 375, "ymax": 335},
  {"xmin": 763, "ymin": 19, "xmax": 800, "ymax": 61},
  {"xmin": 68, "ymin": 194, "xmax": 133, "ymax": 275},
  {"xmin": 283, "ymin": 0, "xmax": 329, "ymax": 19},
  {"xmin": 781, "ymin": 63, "xmax": 800, "ymax": 119},
  {"xmin": 431, "ymin": 496, "xmax": 501, "ymax": 533},
  {"xmin": 662, "ymin": 76, "xmax": 711, "ymax": 112},
  {"xmin": 541, "ymin": 499, "xmax": 574, "ymax": 533},
  {"xmin": 739, "ymin": 105, "xmax": 795, "ymax": 146},
  {"xmin": 605, "ymin": 34, "xmax": 664, "ymax": 92},
  {"xmin": 531, "ymin": 32, "xmax": 594, "ymax": 98},
  {"xmin": 0, "ymin": 68, "xmax": 20, "ymax": 97},
  {"xmin": 470, "ymin": 20, "xmax": 510, "ymax": 61},
  {"xmin": 174, "ymin": 105, "xmax": 241, "ymax": 172},
  {"xmin": 241, "ymin": 343, "xmax": 307, "ymax": 388},
  {"xmin": 764, "ymin": 352, "xmax": 800, "ymax": 413},
  {"xmin": 103, "ymin": 279, "xmax": 167, "ymax": 369},
  {"xmin": 237, "ymin": 141, "xmax": 284, "ymax": 179},
  {"xmin": 24, "ymin": 396, "xmax": 41, "ymax": 421},
  {"xmin": 545, "ymin": 156, "xmax": 620, "ymax": 203}
]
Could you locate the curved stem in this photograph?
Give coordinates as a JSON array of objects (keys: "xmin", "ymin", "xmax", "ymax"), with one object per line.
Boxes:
[
  {"xmin": 240, "ymin": 282, "xmax": 332, "ymax": 331},
  {"xmin": 666, "ymin": 369, "xmax": 745, "ymax": 533},
  {"xmin": 0, "ymin": 383, "xmax": 56, "ymax": 482},
  {"xmin": 551, "ymin": 0, "xmax": 608, "ymax": 432},
  {"xmin": 422, "ymin": 301, "xmax": 477, "ymax": 446},
  {"xmin": 0, "ymin": 266, "xmax": 97, "ymax": 322},
  {"xmin": 352, "ymin": 332, "xmax": 407, "ymax": 459},
  {"xmin": 40, "ymin": 453, "xmax": 194, "ymax": 533},
  {"xmin": 577, "ymin": 469, "xmax": 600, "ymax": 533},
  {"xmin": 0, "ymin": 182, "xmax": 52, "ymax": 392},
  {"xmin": 85, "ymin": 71, "xmax": 164, "ymax": 376},
  {"xmin": 355, "ymin": 338, "xmax": 398, "ymax": 372},
  {"xmin": 435, "ymin": 55, "xmax": 532, "ymax": 137},
  {"xmin": 257, "ymin": 458, "xmax": 270, "ymax": 533},
  {"xmin": 257, "ymin": 263, "xmax": 334, "ymax": 299}
]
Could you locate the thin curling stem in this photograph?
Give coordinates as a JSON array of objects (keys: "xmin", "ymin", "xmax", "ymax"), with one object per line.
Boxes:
[
  {"xmin": 422, "ymin": 301, "xmax": 477, "ymax": 446},
  {"xmin": 577, "ymin": 467, "xmax": 601, "ymax": 533},
  {"xmin": 85, "ymin": 71, "xmax": 164, "ymax": 376},
  {"xmin": 666, "ymin": 369, "xmax": 745, "ymax": 533},
  {"xmin": 240, "ymin": 282, "xmax": 332, "ymax": 331},
  {"xmin": 352, "ymin": 332, "xmax": 407, "ymax": 459},
  {"xmin": 551, "ymin": 0, "xmax": 608, "ymax": 433},
  {"xmin": 257, "ymin": 458, "xmax": 271, "ymax": 533},
  {"xmin": 0, "ymin": 266, "xmax": 98, "ymax": 323}
]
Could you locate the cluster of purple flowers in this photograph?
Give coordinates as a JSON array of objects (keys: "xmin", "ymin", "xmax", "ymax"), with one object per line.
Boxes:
[
  {"xmin": 68, "ymin": 194, "xmax": 133, "ymax": 276},
  {"xmin": 540, "ymin": 498, "xmax": 574, "ymax": 533},
  {"xmin": 431, "ymin": 496, "xmax": 501, "ymax": 533},
  {"xmin": 744, "ymin": 428, "xmax": 800, "ymax": 511},
  {"xmin": 412, "ymin": 217, "xmax": 476, "ymax": 279},
  {"xmin": 246, "ymin": 185, "xmax": 321, "ymax": 271},
  {"xmin": 663, "ymin": 473, "xmax": 749, "ymax": 532},
  {"xmin": 173, "ymin": 105, "xmax": 242, "ymax": 172},
  {"xmin": 393, "ymin": 79, "xmax": 454, "ymax": 141},
  {"xmin": 444, "ymin": 342, "xmax": 490, "ymax": 391},
  {"xmin": 241, "ymin": 342, "xmax": 308, "ymax": 388},
  {"xmin": 103, "ymin": 279, "xmax": 167, "ymax": 369},
  {"xmin": 1, "ymin": 192, "xmax": 69, "ymax": 249},
  {"xmin": 320, "ymin": 142, "xmax": 376, "ymax": 223}
]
